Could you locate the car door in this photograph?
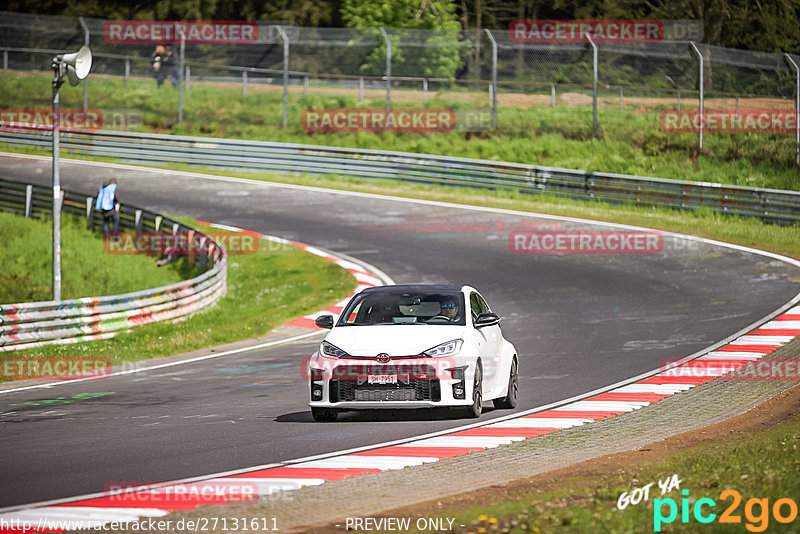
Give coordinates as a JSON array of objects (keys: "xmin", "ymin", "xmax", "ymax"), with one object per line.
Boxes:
[{"xmin": 471, "ymin": 292, "xmax": 502, "ymax": 392}]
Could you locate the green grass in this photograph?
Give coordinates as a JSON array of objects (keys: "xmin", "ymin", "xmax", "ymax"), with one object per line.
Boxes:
[
  {"xmin": 418, "ymin": 416, "xmax": 800, "ymax": 533},
  {"xmin": 6, "ymin": 219, "xmax": 356, "ymax": 366},
  {"xmin": 1, "ymin": 72, "xmax": 797, "ymax": 190},
  {"xmin": 0, "ymin": 210, "xmax": 198, "ymax": 303}
]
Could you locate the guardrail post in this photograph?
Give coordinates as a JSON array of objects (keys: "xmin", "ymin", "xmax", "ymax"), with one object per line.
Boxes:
[
  {"xmin": 124, "ymin": 58, "xmax": 130, "ymax": 85},
  {"xmin": 585, "ymin": 33, "xmax": 598, "ymax": 137},
  {"xmin": 785, "ymin": 54, "xmax": 800, "ymax": 165},
  {"xmin": 3, "ymin": 50, "xmax": 7, "ymax": 75},
  {"xmin": 185, "ymin": 64, "xmax": 190, "ymax": 91},
  {"xmin": 551, "ymin": 84, "xmax": 556, "ymax": 107},
  {"xmin": 134, "ymin": 209, "xmax": 142, "ymax": 231},
  {"xmin": 304, "ymin": 75, "xmax": 309, "ymax": 95},
  {"xmin": 86, "ymin": 196, "xmax": 93, "ymax": 229},
  {"xmin": 242, "ymin": 70, "xmax": 247, "ymax": 95},
  {"xmin": 277, "ymin": 26, "xmax": 289, "ymax": 129},
  {"xmin": 79, "ymin": 17, "xmax": 89, "ymax": 113},
  {"xmin": 155, "ymin": 215, "xmax": 162, "ymax": 231},
  {"xmin": 359, "ymin": 77, "xmax": 364, "ymax": 101},
  {"xmin": 689, "ymin": 42, "xmax": 704, "ymax": 150},
  {"xmin": 178, "ymin": 31, "xmax": 185, "ymax": 123},
  {"xmin": 25, "ymin": 185, "xmax": 32, "ymax": 217},
  {"xmin": 484, "ymin": 29, "xmax": 498, "ymax": 129},
  {"xmin": 422, "ymin": 78, "xmax": 428, "ymax": 102},
  {"xmin": 380, "ymin": 27, "xmax": 391, "ymax": 112},
  {"xmin": 172, "ymin": 222, "xmax": 179, "ymax": 236}
]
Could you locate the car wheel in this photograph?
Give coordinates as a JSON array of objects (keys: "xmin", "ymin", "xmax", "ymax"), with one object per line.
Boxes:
[
  {"xmin": 494, "ymin": 358, "xmax": 518, "ymax": 409},
  {"xmin": 466, "ymin": 364, "xmax": 483, "ymax": 418},
  {"xmin": 311, "ymin": 407, "xmax": 338, "ymax": 422}
]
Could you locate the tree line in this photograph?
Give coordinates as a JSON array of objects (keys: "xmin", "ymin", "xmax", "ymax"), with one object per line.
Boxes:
[{"xmin": 4, "ymin": 0, "xmax": 799, "ymax": 53}]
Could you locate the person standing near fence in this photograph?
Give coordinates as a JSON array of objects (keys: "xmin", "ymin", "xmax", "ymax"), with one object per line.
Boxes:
[{"xmin": 95, "ymin": 178, "xmax": 120, "ymax": 236}]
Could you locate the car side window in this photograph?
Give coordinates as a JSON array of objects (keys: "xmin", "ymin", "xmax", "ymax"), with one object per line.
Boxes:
[
  {"xmin": 470, "ymin": 293, "xmax": 482, "ymax": 322},
  {"xmin": 476, "ymin": 294, "xmax": 491, "ymax": 314}
]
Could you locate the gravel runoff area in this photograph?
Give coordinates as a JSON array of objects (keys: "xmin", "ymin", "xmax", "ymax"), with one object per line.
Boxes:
[{"xmin": 91, "ymin": 337, "xmax": 800, "ymax": 534}]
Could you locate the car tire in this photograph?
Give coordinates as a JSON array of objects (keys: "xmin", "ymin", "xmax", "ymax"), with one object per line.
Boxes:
[
  {"xmin": 494, "ymin": 358, "xmax": 518, "ymax": 409},
  {"xmin": 311, "ymin": 407, "xmax": 338, "ymax": 422},
  {"xmin": 465, "ymin": 364, "xmax": 483, "ymax": 418}
]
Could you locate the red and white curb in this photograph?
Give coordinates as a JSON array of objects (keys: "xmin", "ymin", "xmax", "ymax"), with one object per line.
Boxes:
[
  {"xmin": 196, "ymin": 221, "xmax": 386, "ymax": 331},
  {"xmin": 2, "ymin": 299, "xmax": 797, "ymax": 532}
]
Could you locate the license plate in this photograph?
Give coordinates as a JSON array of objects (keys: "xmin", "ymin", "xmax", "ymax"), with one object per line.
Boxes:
[{"xmin": 368, "ymin": 374, "xmax": 397, "ymax": 384}]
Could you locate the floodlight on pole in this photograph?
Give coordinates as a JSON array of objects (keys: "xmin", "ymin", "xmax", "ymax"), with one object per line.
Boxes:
[{"xmin": 51, "ymin": 45, "xmax": 92, "ymax": 301}]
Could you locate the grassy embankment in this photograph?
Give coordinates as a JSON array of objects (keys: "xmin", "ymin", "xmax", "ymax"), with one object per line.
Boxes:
[
  {"xmin": 0, "ymin": 212, "xmax": 355, "ymax": 370},
  {"xmin": 0, "ymin": 72, "xmax": 797, "ymax": 190}
]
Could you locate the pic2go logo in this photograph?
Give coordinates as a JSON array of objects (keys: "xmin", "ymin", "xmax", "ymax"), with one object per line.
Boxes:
[{"xmin": 654, "ymin": 489, "xmax": 799, "ymax": 532}]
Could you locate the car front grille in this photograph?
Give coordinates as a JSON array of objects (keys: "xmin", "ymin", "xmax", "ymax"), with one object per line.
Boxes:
[{"xmin": 329, "ymin": 364, "xmax": 441, "ymax": 402}]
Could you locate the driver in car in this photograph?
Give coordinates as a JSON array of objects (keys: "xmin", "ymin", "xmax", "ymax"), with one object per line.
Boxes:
[{"xmin": 439, "ymin": 296, "xmax": 460, "ymax": 322}]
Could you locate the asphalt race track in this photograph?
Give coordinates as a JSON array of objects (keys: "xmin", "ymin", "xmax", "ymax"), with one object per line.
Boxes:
[{"xmin": 1, "ymin": 154, "xmax": 798, "ymax": 508}]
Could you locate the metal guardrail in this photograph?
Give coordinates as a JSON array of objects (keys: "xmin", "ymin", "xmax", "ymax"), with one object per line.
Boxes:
[
  {"xmin": 1, "ymin": 128, "xmax": 798, "ymax": 224},
  {"xmin": 0, "ymin": 176, "xmax": 227, "ymax": 351}
]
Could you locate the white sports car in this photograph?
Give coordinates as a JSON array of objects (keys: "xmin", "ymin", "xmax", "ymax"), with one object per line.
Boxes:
[{"xmin": 307, "ymin": 284, "xmax": 518, "ymax": 422}]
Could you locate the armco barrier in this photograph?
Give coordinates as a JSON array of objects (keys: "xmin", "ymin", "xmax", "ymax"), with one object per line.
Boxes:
[
  {"xmin": 1, "ymin": 128, "xmax": 798, "ymax": 223},
  {"xmin": 0, "ymin": 177, "xmax": 227, "ymax": 351}
]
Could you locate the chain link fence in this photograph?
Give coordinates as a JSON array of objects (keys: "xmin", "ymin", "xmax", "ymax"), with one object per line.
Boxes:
[{"xmin": 1, "ymin": 11, "xmax": 798, "ymax": 162}]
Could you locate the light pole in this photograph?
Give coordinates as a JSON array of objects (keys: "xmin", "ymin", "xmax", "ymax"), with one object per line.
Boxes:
[{"xmin": 51, "ymin": 45, "xmax": 92, "ymax": 301}]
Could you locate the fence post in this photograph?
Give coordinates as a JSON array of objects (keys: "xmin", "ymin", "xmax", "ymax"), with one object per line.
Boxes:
[
  {"xmin": 585, "ymin": 33, "xmax": 598, "ymax": 137},
  {"xmin": 242, "ymin": 70, "xmax": 247, "ymax": 95},
  {"xmin": 785, "ymin": 54, "xmax": 800, "ymax": 165},
  {"xmin": 277, "ymin": 26, "xmax": 289, "ymax": 129},
  {"xmin": 86, "ymin": 196, "xmax": 93, "ymax": 229},
  {"xmin": 359, "ymin": 77, "xmax": 364, "ymax": 101},
  {"xmin": 619, "ymin": 87, "xmax": 624, "ymax": 111},
  {"xmin": 25, "ymin": 185, "xmax": 32, "ymax": 218},
  {"xmin": 185, "ymin": 64, "xmax": 190, "ymax": 91},
  {"xmin": 484, "ymin": 29, "xmax": 498, "ymax": 129},
  {"xmin": 304, "ymin": 75, "xmax": 309, "ymax": 95},
  {"xmin": 689, "ymin": 42, "xmax": 704, "ymax": 150},
  {"xmin": 79, "ymin": 17, "xmax": 89, "ymax": 112},
  {"xmin": 178, "ymin": 31, "xmax": 185, "ymax": 123},
  {"xmin": 3, "ymin": 50, "xmax": 8, "ymax": 75},
  {"xmin": 124, "ymin": 58, "xmax": 130, "ymax": 84},
  {"xmin": 422, "ymin": 78, "xmax": 428, "ymax": 102},
  {"xmin": 677, "ymin": 89, "xmax": 681, "ymax": 110},
  {"xmin": 735, "ymin": 94, "xmax": 739, "ymax": 114},
  {"xmin": 551, "ymin": 84, "xmax": 556, "ymax": 107},
  {"xmin": 379, "ymin": 28, "xmax": 391, "ymax": 112}
]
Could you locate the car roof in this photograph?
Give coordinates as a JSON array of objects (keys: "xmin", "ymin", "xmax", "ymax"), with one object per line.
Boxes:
[{"xmin": 360, "ymin": 284, "xmax": 464, "ymax": 293}]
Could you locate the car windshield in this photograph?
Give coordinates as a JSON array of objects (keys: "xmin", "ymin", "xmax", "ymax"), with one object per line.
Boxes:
[{"xmin": 338, "ymin": 290, "xmax": 466, "ymax": 326}]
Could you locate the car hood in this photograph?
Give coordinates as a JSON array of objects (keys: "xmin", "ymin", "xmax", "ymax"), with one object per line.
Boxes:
[{"xmin": 324, "ymin": 324, "xmax": 467, "ymax": 357}]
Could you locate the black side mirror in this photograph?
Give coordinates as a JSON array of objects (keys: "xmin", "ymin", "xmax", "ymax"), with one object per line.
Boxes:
[
  {"xmin": 315, "ymin": 315, "xmax": 334, "ymax": 329},
  {"xmin": 475, "ymin": 312, "xmax": 500, "ymax": 328}
]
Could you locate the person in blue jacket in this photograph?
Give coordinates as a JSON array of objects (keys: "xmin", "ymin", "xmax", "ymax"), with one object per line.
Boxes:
[{"xmin": 95, "ymin": 178, "xmax": 120, "ymax": 236}]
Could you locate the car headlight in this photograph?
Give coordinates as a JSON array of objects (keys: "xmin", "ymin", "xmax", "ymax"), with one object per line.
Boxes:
[
  {"xmin": 423, "ymin": 339, "xmax": 463, "ymax": 357},
  {"xmin": 321, "ymin": 341, "xmax": 349, "ymax": 358}
]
